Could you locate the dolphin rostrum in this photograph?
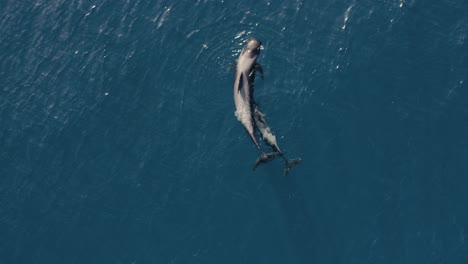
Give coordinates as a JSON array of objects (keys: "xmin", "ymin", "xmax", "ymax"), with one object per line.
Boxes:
[{"xmin": 233, "ymin": 37, "xmax": 302, "ymax": 175}]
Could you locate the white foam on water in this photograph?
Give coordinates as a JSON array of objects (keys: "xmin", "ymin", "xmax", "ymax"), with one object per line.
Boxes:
[
  {"xmin": 157, "ymin": 5, "xmax": 172, "ymax": 29},
  {"xmin": 342, "ymin": 4, "xmax": 354, "ymax": 30}
]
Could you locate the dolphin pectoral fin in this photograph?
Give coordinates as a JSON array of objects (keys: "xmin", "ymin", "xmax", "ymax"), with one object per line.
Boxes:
[
  {"xmin": 255, "ymin": 63, "xmax": 264, "ymax": 80},
  {"xmin": 283, "ymin": 157, "xmax": 302, "ymax": 176},
  {"xmin": 253, "ymin": 152, "xmax": 281, "ymax": 171}
]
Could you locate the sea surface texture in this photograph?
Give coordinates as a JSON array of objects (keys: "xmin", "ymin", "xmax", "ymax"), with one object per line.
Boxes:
[{"xmin": 1, "ymin": 0, "xmax": 468, "ymax": 263}]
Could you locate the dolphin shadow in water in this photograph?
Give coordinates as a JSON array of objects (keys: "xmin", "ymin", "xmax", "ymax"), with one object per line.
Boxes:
[{"xmin": 269, "ymin": 170, "xmax": 322, "ymax": 262}]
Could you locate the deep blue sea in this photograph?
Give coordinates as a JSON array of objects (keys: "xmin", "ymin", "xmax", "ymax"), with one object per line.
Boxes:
[{"xmin": 1, "ymin": 0, "xmax": 468, "ymax": 263}]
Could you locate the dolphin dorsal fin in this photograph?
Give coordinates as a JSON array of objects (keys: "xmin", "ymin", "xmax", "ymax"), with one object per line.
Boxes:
[{"xmin": 238, "ymin": 73, "xmax": 244, "ymax": 92}]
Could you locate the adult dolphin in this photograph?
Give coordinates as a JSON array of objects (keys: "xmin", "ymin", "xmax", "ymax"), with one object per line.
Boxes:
[{"xmin": 232, "ymin": 37, "xmax": 301, "ymax": 175}]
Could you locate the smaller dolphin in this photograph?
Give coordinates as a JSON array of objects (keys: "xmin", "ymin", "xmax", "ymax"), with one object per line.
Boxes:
[
  {"xmin": 232, "ymin": 37, "xmax": 301, "ymax": 175},
  {"xmin": 253, "ymin": 106, "xmax": 302, "ymax": 175}
]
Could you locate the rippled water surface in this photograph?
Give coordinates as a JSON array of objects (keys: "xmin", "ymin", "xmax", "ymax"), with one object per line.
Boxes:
[{"xmin": 1, "ymin": 0, "xmax": 468, "ymax": 263}]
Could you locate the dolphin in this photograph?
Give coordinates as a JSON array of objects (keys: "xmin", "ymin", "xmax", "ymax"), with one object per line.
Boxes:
[
  {"xmin": 233, "ymin": 37, "xmax": 302, "ymax": 175},
  {"xmin": 253, "ymin": 106, "xmax": 302, "ymax": 175}
]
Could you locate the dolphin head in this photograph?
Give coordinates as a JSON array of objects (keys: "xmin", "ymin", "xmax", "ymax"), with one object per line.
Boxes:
[{"xmin": 242, "ymin": 37, "xmax": 262, "ymax": 58}]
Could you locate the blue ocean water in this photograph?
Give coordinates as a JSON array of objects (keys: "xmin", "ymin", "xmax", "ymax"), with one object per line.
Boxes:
[{"xmin": 1, "ymin": 0, "xmax": 468, "ymax": 263}]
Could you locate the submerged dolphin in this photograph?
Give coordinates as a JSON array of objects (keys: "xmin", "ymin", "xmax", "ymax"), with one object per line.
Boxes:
[{"xmin": 233, "ymin": 37, "xmax": 302, "ymax": 175}]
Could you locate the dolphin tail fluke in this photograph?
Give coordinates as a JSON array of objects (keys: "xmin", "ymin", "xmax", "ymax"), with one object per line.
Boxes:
[
  {"xmin": 253, "ymin": 152, "xmax": 281, "ymax": 171},
  {"xmin": 283, "ymin": 157, "xmax": 302, "ymax": 176}
]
